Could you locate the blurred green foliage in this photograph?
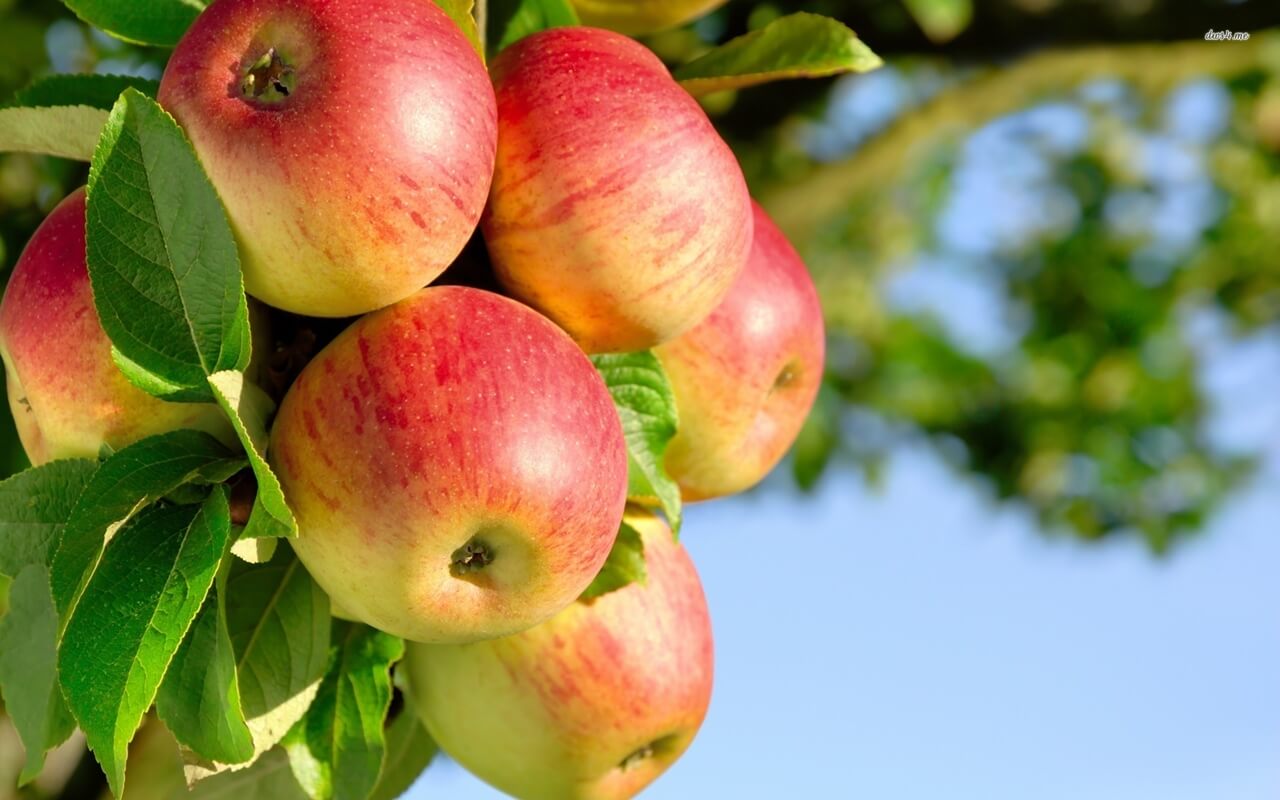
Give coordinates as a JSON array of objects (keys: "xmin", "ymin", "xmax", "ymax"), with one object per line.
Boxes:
[{"xmin": 2, "ymin": 0, "xmax": 1280, "ymax": 553}]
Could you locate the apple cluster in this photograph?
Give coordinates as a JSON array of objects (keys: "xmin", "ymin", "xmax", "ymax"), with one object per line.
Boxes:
[{"xmin": 0, "ymin": 0, "xmax": 824, "ymax": 797}]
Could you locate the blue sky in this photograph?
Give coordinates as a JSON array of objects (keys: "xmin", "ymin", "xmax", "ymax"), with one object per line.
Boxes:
[{"xmin": 409, "ymin": 442, "xmax": 1280, "ymax": 799}]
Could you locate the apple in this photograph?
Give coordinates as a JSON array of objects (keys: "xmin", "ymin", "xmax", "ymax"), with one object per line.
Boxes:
[
  {"xmin": 157, "ymin": 0, "xmax": 497, "ymax": 318},
  {"xmin": 571, "ymin": 0, "xmax": 730, "ymax": 35},
  {"xmin": 483, "ymin": 27, "xmax": 752, "ymax": 354},
  {"xmin": 0, "ymin": 188, "xmax": 233, "ymax": 465},
  {"xmin": 269, "ymin": 286, "xmax": 629, "ymax": 643},
  {"xmin": 403, "ymin": 509, "xmax": 713, "ymax": 800},
  {"xmin": 655, "ymin": 201, "xmax": 825, "ymax": 500}
]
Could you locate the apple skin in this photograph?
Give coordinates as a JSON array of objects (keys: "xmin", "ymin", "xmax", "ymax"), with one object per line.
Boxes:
[
  {"xmin": 571, "ymin": 0, "xmax": 729, "ymax": 35},
  {"xmin": 654, "ymin": 202, "xmax": 825, "ymax": 501},
  {"xmin": 483, "ymin": 27, "xmax": 752, "ymax": 354},
  {"xmin": 404, "ymin": 509, "xmax": 713, "ymax": 800},
  {"xmin": 0, "ymin": 189, "xmax": 233, "ymax": 465},
  {"xmin": 157, "ymin": 0, "xmax": 497, "ymax": 317},
  {"xmin": 269, "ymin": 286, "xmax": 628, "ymax": 643}
]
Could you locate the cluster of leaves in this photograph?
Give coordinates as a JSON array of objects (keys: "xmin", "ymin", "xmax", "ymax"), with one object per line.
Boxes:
[{"xmin": 0, "ymin": 0, "xmax": 881, "ymax": 797}]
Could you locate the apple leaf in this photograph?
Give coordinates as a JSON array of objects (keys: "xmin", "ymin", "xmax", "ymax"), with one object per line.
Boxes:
[
  {"xmin": 157, "ymin": 561, "xmax": 256, "ymax": 767},
  {"xmin": 231, "ymin": 534, "xmax": 278, "ymax": 564},
  {"xmin": 674, "ymin": 12, "xmax": 882, "ymax": 96},
  {"xmin": 591, "ymin": 352, "xmax": 683, "ymax": 534},
  {"xmin": 6, "ymin": 73, "xmax": 159, "ymax": 109},
  {"xmin": 0, "ymin": 74, "xmax": 160, "ymax": 160},
  {"xmin": 187, "ymin": 748, "xmax": 310, "ymax": 799},
  {"xmin": 59, "ymin": 0, "xmax": 207, "ymax": 47},
  {"xmin": 0, "ymin": 105, "xmax": 109, "ymax": 160},
  {"xmin": 283, "ymin": 623, "xmax": 404, "ymax": 800},
  {"xmin": 0, "ymin": 565, "xmax": 77, "ymax": 785},
  {"xmin": 59, "ymin": 489, "xmax": 232, "ymax": 797},
  {"xmin": 487, "ymin": 0, "xmax": 578, "ymax": 55},
  {"xmin": 0, "ymin": 459, "xmax": 97, "ymax": 579},
  {"xmin": 208, "ymin": 371, "xmax": 297, "ymax": 539},
  {"xmin": 87, "ymin": 89, "xmax": 252, "ymax": 404},
  {"xmin": 431, "ymin": 0, "xmax": 482, "ymax": 59},
  {"xmin": 49, "ymin": 430, "xmax": 244, "ymax": 625},
  {"xmin": 369, "ymin": 708, "xmax": 437, "ymax": 800},
  {"xmin": 580, "ymin": 520, "xmax": 646, "ymax": 601},
  {"xmin": 184, "ymin": 546, "xmax": 331, "ymax": 784}
]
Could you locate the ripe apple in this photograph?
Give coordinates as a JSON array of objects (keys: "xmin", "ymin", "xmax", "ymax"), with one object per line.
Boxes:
[
  {"xmin": 571, "ymin": 0, "xmax": 730, "ymax": 35},
  {"xmin": 483, "ymin": 27, "xmax": 752, "ymax": 354},
  {"xmin": 655, "ymin": 202, "xmax": 825, "ymax": 500},
  {"xmin": 269, "ymin": 286, "xmax": 628, "ymax": 643},
  {"xmin": 157, "ymin": 0, "xmax": 497, "ymax": 317},
  {"xmin": 403, "ymin": 509, "xmax": 713, "ymax": 800},
  {"xmin": 0, "ymin": 188, "xmax": 232, "ymax": 465}
]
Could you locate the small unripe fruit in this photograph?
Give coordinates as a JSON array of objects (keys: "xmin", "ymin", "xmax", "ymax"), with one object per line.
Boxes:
[
  {"xmin": 484, "ymin": 27, "xmax": 752, "ymax": 353},
  {"xmin": 404, "ymin": 509, "xmax": 713, "ymax": 800},
  {"xmin": 158, "ymin": 0, "xmax": 497, "ymax": 317},
  {"xmin": 0, "ymin": 189, "xmax": 231, "ymax": 464},
  {"xmin": 270, "ymin": 286, "xmax": 629, "ymax": 643}
]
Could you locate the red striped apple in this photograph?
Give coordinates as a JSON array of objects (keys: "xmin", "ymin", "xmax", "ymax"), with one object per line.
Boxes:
[
  {"xmin": 571, "ymin": 0, "xmax": 730, "ymax": 35},
  {"xmin": 269, "ymin": 286, "xmax": 628, "ymax": 643},
  {"xmin": 404, "ymin": 509, "xmax": 713, "ymax": 800},
  {"xmin": 0, "ymin": 189, "xmax": 231, "ymax": 465},
  {"xmin": 483, "ymin": 27, "xmax": 752, "ymax": 354},
  {"xmin": 655, "ymin": 202, "xmax": 825, "ymax": 500},
  {"xmin": 158, "ymin": 0, "xmax": 496, "ymax": 317}
]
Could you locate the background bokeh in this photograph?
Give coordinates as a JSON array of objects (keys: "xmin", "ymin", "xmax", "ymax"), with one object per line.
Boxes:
[{"xmin": 0, "ymin": 0, "xmax": 1277, "ymax": 797}]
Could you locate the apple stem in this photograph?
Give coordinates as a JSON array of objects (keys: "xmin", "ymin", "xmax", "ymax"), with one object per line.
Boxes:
[
  {"xmin": 241, "ymin": 48, "xmax": 296, "ymax": 105},
  {"xmin": 450, "ymin": 538, "xmax": 495, "ymax": 576},
  {"xmin": 475, "ymin": 0, "xmax": 488, "ymax": 55}
]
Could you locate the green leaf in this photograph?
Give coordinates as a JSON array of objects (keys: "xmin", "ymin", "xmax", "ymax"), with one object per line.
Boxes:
[
  {"xmin": 59, "ymin": 489, "xmax": 232, "ymax": 797},
  {"xmin": 231, "ymin": 533, "xmax": 278, "ymax": 563},
  {"xmin": 188, "ymin": 748, "xmax": 309, "ymax": 800},
  {"xmin": 674, "ymin": 12, "xmax": 882, "ymax": 96},
  {"xmin": 0, "ymin": 565, "xmax": 77, "ymax": 785},
  {"xmin": 284, "ymin": 624, "xmax": 404, "ymax": 800},
  {"xmin": 0, "ymin": 105, "xmax": 108, "ymax": 160},
  {"xmin": 432, "ymin": 0, "xmax": 482, "ymax": 58},
  {"xmin": 60, "ymin": 0, "xmax": 207, "ymax": 47},
  {"xmin": 157, "ymin": 561, "xmax": 255, "ymax": 766},
  {"xmin": 86, "ymin": 89, "xmax": 252, "ymax": 403},
  {"xmin": 209, "ymin": 371, "xmax": 297, "ymax": 538},
  {"xmin": 185, "ymin": 546, "xmax": 330, "ymax": 784},
  {"xmin": 0, "ymin": 459, "xmax": 97, "ymax": 578},
  {"xmin": 6, "ymin": 73, "xmax": 159, "ymax": 109},
  {"xmin": 580, "ymin": 520, "xmax": 647, "ymax": 601},
  {"xmin": 49, "ymin": 430, "xmax": 244, "ymax": 624},
  {"xmin": 369, "ymin": 710, "xmax": 437, "ymax": 800},
  {"xmin": 0, "ymin": 74, "xmax": 162, "ymax": 160},
  {"xmin": 902, "ymin": 0, "xmax": 973, "ymax": 43},
  {"xmin": 487, "ymin": 0, "xmax": 578, "ymax": 55},
  {"xmin": 591, "ymin": 352, "xmax": 683, "ymax": 533}
]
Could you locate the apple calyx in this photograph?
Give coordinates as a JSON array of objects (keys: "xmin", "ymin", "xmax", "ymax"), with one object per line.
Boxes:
[
  {"xmin": 450, "ymin": 538, "xmax": 496, "ymax": 577},
  {"xmin": 773, "ymin": 361, "xmax": 799, "ymax": 391},
  {"xmin": 241, "ymin": 47, "xmax": 296, "ymax": 105},
  {"xmin": 619, "ymin": 734, "xmax": 676, "ymax": 771}
]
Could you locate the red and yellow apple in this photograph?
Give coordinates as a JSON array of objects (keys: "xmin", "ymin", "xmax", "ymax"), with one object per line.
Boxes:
[
  {"xmin": 158, "ymin": 0, "xmax": 497, "ymax": 317},
  {"xmin": 404, "ymin": 509, "xmax": 713, "ymax": 800},
  {"xmin": 571, "ymin": 0, "xmax": 730, "ymax": 35},
  {"xmin": 655, "ymin": 202, "xmax": 825, "ymax": 500},
  {"xmin": 483, "ymin": 27, "xmax": 752, "ymax": 354},
  {"xmin": 269, "ymin": 286, "xmax": 628, "ymax": 643},
  {"xmin": 0, "ymin": 188, "xmax": 232, "ymax": 465}
]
